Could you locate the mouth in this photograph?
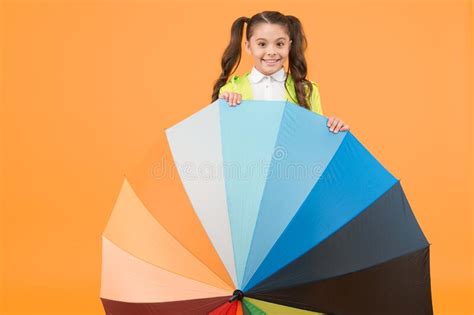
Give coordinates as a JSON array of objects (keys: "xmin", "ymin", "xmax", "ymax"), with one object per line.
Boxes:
[{"xmin": 262, "ymin": 58, "xmax": 281, "ymax": 65}]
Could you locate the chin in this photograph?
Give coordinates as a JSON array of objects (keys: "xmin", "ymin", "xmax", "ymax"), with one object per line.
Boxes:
[{"xmin": 262, "ymin": 65, "xmax": 282, "ymax": 73}]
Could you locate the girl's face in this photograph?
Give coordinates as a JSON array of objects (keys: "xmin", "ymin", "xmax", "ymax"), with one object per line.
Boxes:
[{"xmin": 245, "ymin": 23, "xmax": 292, "ymax": 76}]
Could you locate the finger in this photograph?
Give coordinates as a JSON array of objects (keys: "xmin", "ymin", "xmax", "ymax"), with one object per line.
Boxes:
[
  {"xmin": 327, "ymin": 116, "xmax": 334, "ymax": 127},
  {"xmin": 222, "ymin": 92, "xmax": 230, "ymax": 100},
  {"xmin": 329, "ymin": 119, "xmax": 339, "ymax": 132},
  {"xmin": 230, "ymin": 93, "xmax": 237, "ymax": 106},
  {"xmin": 233, "ymin": 93, "xmax": 240, "ymax": 106},
  {"xmin": 237, "ymin": 94, "xmax": 242, "ymax": 105},
  {"xmin": 341, "ymin": 124, "xmax": 350, "ymax": 131},
  {"xmin": 334, "ymin": 120, "xmax": 344, "ymax": 133}
]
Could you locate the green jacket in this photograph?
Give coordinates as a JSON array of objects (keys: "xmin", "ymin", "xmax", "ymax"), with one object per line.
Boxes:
[{"xmin": 218, "ymin": 72, "xmax": 323, "ymax": 115}]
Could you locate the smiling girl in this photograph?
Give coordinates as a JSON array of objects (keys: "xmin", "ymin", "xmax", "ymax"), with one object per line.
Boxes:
[{"xmin": 211, "ymin": 11, "xmax": 349, "ymax": 134}]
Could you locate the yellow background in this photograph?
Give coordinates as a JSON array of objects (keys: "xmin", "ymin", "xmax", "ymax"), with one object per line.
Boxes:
[{"xmin": 1, "ymin": 0, "xmax": 472, "ymax": 314}]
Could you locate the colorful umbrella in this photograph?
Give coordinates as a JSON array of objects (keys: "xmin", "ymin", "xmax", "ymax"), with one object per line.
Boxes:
[{"xmin": 100, "ymin": 99, "xmax": 433, "ymax": 314}]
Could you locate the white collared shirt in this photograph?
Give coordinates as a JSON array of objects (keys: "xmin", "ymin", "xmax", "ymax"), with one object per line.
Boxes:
[{"xmin": 248, "ymin": 66, "xmax": 287, "ymax": 101}]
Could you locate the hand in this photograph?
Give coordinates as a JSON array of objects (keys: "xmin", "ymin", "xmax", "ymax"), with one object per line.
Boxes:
[
  {"xmin": 326, "ymin": 116, "xmax": 350, "ymax": 133},
  {"xmin": 219, "ymin": 92, "xmax": 242, "ymax": 106}
]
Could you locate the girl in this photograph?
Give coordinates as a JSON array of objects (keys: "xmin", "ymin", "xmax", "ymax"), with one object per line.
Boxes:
[{"xmin": 211, "ymin": 11, "xmax": 350, "ymax": 134}]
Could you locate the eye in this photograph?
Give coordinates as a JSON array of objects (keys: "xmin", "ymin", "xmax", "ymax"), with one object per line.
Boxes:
[
  {"xmin": 277, "ymin": 42, "xmax": 285, "ymax": 47},
  {"xmin": 258, "ymin": 42, "xmax": 265, "ymax": 47}
]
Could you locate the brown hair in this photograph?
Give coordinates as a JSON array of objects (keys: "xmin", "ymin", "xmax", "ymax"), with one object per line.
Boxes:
[{"xmin": 211, "ymin": 11, "xmax": 315, "ymax": 110}]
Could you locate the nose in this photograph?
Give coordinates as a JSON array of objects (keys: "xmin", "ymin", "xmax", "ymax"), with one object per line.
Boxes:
[
  {"xmin": 266, "ymin": 50, "xmax": 277, "ymax": 57},
  {"xmin": 266, "ymin": 45, "xmax": 277, "ymax": 56}
]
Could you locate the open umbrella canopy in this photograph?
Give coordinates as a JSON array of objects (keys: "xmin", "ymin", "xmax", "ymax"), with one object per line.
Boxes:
[{"xmin": 100, "ymin": 99, "xmax": 433, "ymax": 315}]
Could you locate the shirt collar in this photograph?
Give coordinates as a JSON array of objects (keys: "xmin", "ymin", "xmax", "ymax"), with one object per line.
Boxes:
[{"xmin": 248, "ymin": 66, "xmax": 287, "ymax": 83}]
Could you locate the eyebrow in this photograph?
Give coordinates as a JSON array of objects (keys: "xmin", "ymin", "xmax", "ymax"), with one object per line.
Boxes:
[{"xmin": 255, "ymin": 37, "xmax": 288, "ymax": 41}]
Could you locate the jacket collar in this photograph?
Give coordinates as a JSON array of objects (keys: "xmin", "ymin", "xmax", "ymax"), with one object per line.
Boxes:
[{"xmin": 248, "ymin": 66, "xmax": 287, "ymax": 83}]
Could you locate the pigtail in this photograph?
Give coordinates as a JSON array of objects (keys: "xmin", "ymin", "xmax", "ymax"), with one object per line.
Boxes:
[
  {"xmin": 211, "ymin": 16, "xmax": 248, "ymax": 102},
  {"xmin": 286, "ymin": 15, "xmax": 313, "ymax": 110}
]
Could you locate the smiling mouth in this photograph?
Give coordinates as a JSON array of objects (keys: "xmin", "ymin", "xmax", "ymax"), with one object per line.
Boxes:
[{"xmin": 263, "ymin": 59, "xmax": 281, "ymax": 64}]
